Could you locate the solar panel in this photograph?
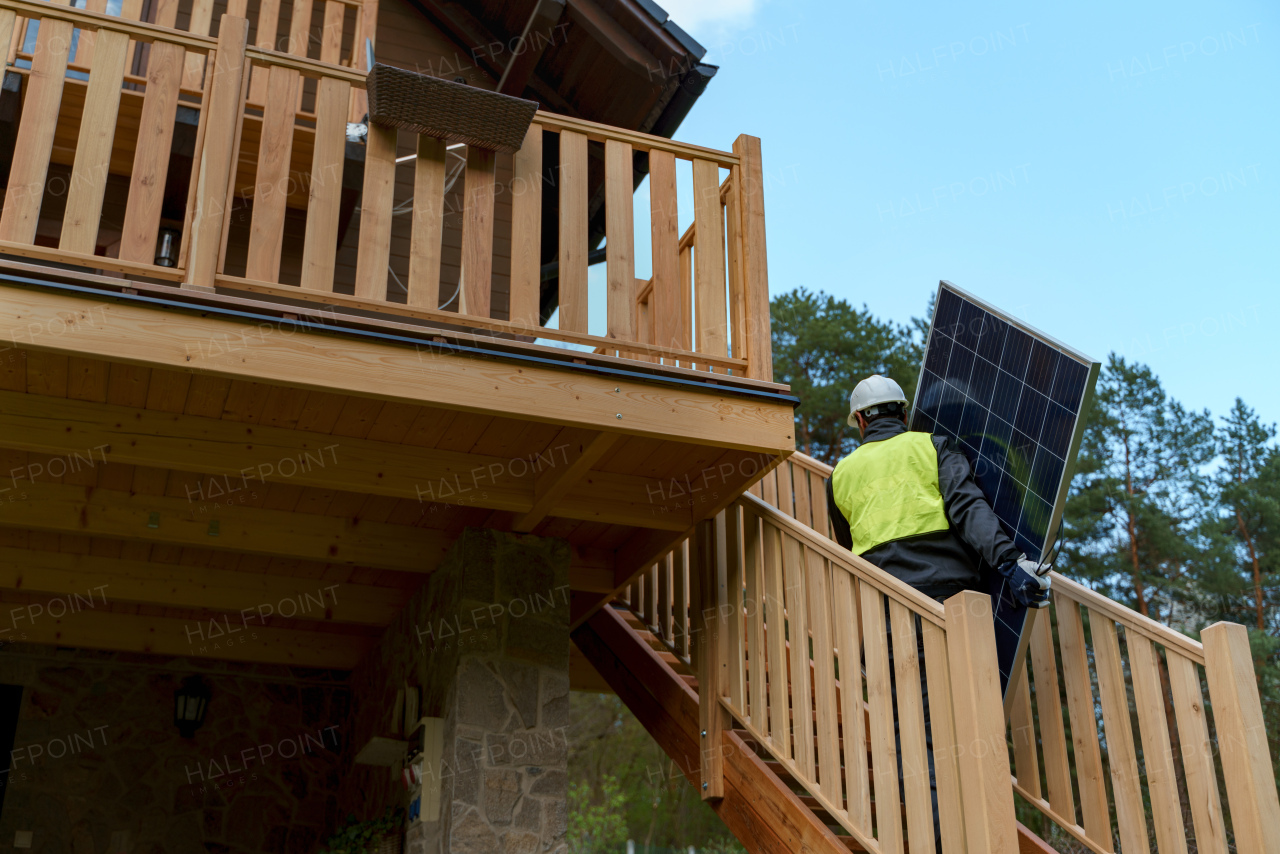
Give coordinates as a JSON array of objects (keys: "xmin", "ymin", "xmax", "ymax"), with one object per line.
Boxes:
[{"xmin": 910, "ymin": 280, "xmax": 1099, "ymax": 708}]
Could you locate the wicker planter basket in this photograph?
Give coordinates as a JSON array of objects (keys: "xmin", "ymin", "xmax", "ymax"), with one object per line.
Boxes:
[
  {"xmin": 375, "ymin": 833, "xmax": 402, "ymax": 854},
  {"xmin": 365, "ymin": 64, "xmax": 539, "ymax": 153}
]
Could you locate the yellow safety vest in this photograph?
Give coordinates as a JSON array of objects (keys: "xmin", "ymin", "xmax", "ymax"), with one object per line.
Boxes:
[{"xmin": 831, "ymin": 431, "xmax": 950, "ymax": 555}]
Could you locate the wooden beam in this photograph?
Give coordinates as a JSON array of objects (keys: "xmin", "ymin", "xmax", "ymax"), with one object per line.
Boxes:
[
  {"xmin": 497, "ymin": 0, "xmax": 565, "ymax": 96},
  {"xmin": 0, "ymin": 390, "xmax": 690, "ymax": 531},
  {"xmin": 513, "ymin": 431, "xmax": 617, "ymax": 532},
  {"xmin": 564, "ymin": 0, "xmax": 658, "ymax": 78},
  {"xmin": 0, "ymin": 547, "xmax": 406, "ymax": 625},
  {"xmin": 0, "ymin": 592, "xmax": 372, "ymax": 668},
  {"xmin": 0, "ymin": 481, "xmax": 449, "ymax": 572},
  {"xmin": 0, "ymin": 287, "xmax": 794, "ymax": 453}
]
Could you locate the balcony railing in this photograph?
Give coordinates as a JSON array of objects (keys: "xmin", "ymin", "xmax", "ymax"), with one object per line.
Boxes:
[{"xmin": 0, "ymin": 2, "xmax": 774, "ymax": 380}]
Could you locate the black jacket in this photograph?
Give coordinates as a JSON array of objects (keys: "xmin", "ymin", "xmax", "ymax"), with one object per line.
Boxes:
[{"xmin": 826, "ymin": 417, "xmax": 1021, "ymax": 599}]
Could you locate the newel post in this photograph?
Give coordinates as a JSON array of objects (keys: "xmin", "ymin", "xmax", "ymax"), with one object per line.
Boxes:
[
  {"xmin": 731, "ymin": 134, "xmax": 772, "ymax": 382},
  {"xmin": 694, "ymin": 516, "xmax": 726, "ymax": 799},
  {"xmin": 1202, "ymin": 621, "xmax": 1280, "ymax": 852},
  {"xmin": 184, "ymin": 15, "xmax": 248, "ymax": 289},
  {"xmin": 943, "ymin": 590, "xmax": 1018, "ymax": 853}
]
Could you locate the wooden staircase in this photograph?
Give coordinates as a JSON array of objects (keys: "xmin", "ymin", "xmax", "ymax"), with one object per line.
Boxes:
[
  {"xmin": 576, "ymin": 452, "xmax": 1280, "ymax": 854},
  {"xmin": 574, "ymin": 601, "xmax": 1056, "ymax": 853}
]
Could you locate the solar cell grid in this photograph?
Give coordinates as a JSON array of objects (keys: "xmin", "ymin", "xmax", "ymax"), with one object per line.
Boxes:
[{"xmin": 912, "ymin": 282, "xmax": 1098, "ymax": 563}]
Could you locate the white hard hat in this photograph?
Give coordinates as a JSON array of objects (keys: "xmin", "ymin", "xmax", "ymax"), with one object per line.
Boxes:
[{"xmin": 848, "ymin": 375, "xmax": 908, "ymax": 426}]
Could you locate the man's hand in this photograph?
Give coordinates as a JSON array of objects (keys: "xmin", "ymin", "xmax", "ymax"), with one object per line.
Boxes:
[{"xmin": 1000, "ymin": 556, "xmax": 1052, "ymax": 609}]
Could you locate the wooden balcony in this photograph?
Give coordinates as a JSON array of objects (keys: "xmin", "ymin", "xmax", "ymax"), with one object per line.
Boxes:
[{"xmin": 0, "ymin": 0, "xmax": 793, "ymax": 667}]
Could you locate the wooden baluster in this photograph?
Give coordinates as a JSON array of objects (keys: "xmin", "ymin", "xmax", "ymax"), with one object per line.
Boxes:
[
  {"xmin": 692, "ymin": 158, "xmax": 727, "ymax": 361},
  {"xmin": 287, "ymin": 0, "xmax": 313, "ymax": 56},
  {"xmin": 943, "ymin": 590, "xmax": 1017, "ymax": 854},
  {"xmin": 248, "ymin": 0, "xmax": 282, "ymax": 105},
  {"xmin": 319, "ymin": 0, "xmax": 343, "ymax": 65},
  {"xmin": 780, "ymin": 532, "xmax": 814, "ymax": 782},
  {"xmin": 678, "ymin": 240, "xmax": 692, "ymax": 356},
  {"xmin": 675, "ymin": 540, "xmax": 686, "ymax": 660},
  {"xmin": 657, "ymin": 551, "xmax": 671, "ymax": 644},
  {"xmin": 0, "ymin": 17, "xmax": 72, "ymax": 244},
  {"xmin": 299, "ymin": 76, "xmax": 350, "ymax": 290},
  {"xmin": 645, "ymin": 563, "xmax": 658, "ymax": 632},
  {"xmin": 723, "ymin": 508, "xmax": 745, "ymax": 714},
  {"xmin": 119, "ymin": 41, "xmax": 185, "ymax": 263},
  {"xmin": 185, "ymin": 17, "xmax": 248, "ymax": 288},
  {"xmin": 353, "ymin": 121, "xmax": 396, "ymax": 299},
  {"xmin": 807, "ymin": 550, "xmax": 841, "ymax": 810},
  {"xmin": 215, "ymin": 50, "xmax": 253, "ymax": 274},
  {"xmin": 635, "ymin": 572, "xmax": 646, "ymax": 623},
  {"xmin": 1091, "ymin": 611, "xmax": 1148, "ymax": 854},
  {"xmin": 182, "ymin": 0, "xmax": 215, "ymax": 89},
  {"xmin": 725, "ymin": 174, "xmax": 743, "ymax": 362},
  {"xmin": 1203, "ymin": 622, "xmax": 1280, "ymax": 854},
  {"xmin": 245, "ymin": 65, "xmax": 301, "ymax": 283},
  {"xmin": 761, "ymin": 520, "xmax": 789, "ymax": 760},
  {"xmin": 3, "ymin": 11, "xmax": 19, "ymax": 69},
  {"xmin": 793, "ymin": 463, "xmax": 812, "ymax": 528},
  {"xmin": 60, "ymin": 28, "xmax": 128, "ymax": 255},
  {"xmin": 831, "ymin": 569, "xmax": 871, "ymax": 834},
  {"xmin": 731, "ymin": 134, "xmax": 772, "ymax": 381},
  {"xmin": 1056, "ymin": 595, "xmax": 1112, "ymax": 850},
  {"xmin": 603, "ymin": 139, "xmax": 635, "ymax": 342},
  {"xmin": 1008, "ymin": 657, "xmax": 1040, "ymax": 799},
  {"xmin": 761, "ymin": 466, "xmax": 778, "ymax": 509},
  {"xmin": 921, "ymin": 618, "xmax": 965, "ymax": 854},
  {"xmin": 1028, "ymin": 605, "xmax": 1075, "ymax": 822},
  {"xmin": 1165, "ymin": 652, "xmax": 1228, "ymax": 854},
  {"xmin": 558, "ymin": 130, "xmax": 588, "ymax": 332},
  {"xmin": 1128, "ymin": 634, "xmax": 1189, "ymax": 854},
  {"xmin": 459, "ymin": 146, "xmax": 495, "ymax": 317},
  {"xmin": 861, "ymin": 585, "xmax": 903, "ymax": 854},
  {"xmin": 743, "ymin": 510, "xmax": 766, "ymax": 730},
  {"xmin": 693, "ymin": 519, "xmax": 724, "ymax": 799},
  {"xmin": 150, "ymin": 0, "xmax": 178, "ymax": 29},
  {"xmin": 407, "ymin": 135, "xmax": 445, "ymax": 307},
  {"xmin": 649, "ymin": 149, "xmax": 680, "ymax": 353},
  {"xmin": 509, "ymin": 123, "xmax": 542, "ymax": 330},
  {"xmin": 889, "ymin": 600, "xmax": 932, "ymax": 852},
  {"xmin": 808, "ymin": 470, "xmax": 828, "ymax": 537}
]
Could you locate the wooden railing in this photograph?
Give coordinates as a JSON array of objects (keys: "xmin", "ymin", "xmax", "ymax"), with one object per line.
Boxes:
[
  {"xmin": 0, "ymin": 4, "xmax": 773, "ymax": 380},
  {"xmin": 1010, "ymin": 573, "xmax": 1280, "ymax": 854},
  {"xmin": 623, "ymin": 487, "xmax": 1022, "ymax": 853},
  {"xmin": 748, "ymin": 450, "xmax": 833, "ymax": 537}
]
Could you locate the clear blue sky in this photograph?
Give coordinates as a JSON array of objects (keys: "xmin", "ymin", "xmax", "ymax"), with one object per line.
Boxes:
[{"xmin": 642, "ymin": 0, "xmax": 1278, "ymax": 429}]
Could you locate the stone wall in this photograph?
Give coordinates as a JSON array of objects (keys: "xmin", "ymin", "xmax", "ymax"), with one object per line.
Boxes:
[
  {"xmin": 0, "ymin": 647, "xmax": 351, "ymax": 854},
  {"xmin": 342, "ymin": 528, "xmax": 571, "ymax": 854}
]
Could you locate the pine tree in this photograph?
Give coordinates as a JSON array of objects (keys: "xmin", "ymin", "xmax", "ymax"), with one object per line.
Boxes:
[
  {"xmin": 1059, "ymin": 355, "xmax": 1215, "ymax": 622},
  {"xmin": 1214, "ymin": 398, "xmax": 1279, "ymax": 631}
]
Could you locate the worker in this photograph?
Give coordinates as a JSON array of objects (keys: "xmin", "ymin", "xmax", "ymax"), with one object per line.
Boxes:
[
  {"xmin": 825, "ymin": 373, "xmax": 1050, "ymax": 849},
  {"xmin": 825, "ymin": 373, "xmax": 1050, "ymax": 608}
]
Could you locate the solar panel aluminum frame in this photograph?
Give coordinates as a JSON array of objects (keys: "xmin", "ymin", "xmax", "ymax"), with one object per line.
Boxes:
[
  {"xmin": 911, "ymin": 280, "xmax": 1100, "ymax": 565},
  {"xmin": 911, "ymin": 281, "xmax": 1100, "ymax": 716}
]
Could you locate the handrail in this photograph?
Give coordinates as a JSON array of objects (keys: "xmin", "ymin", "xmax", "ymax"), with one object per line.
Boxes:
[
  {"xmin": 533, "ymin": 111, "xmax": 739, "ymax": 167},
  {"xmin": 742, "ymin": 491, "xmax": 945, "ymax": 624},
  {"xmin": 1049, "ymin": 570, "xmax": 1205, "ymax": 664}
]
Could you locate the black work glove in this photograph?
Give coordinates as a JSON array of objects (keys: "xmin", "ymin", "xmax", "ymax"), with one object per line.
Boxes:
[{"xmin": 998, "ymin": 555, "xmax": 1052, "ymax": 609}]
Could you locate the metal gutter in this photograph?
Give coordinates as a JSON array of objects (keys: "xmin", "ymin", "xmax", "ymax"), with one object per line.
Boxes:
[{"xmin": 0, "ymin": 272, "xmax": 800, "ymax": 408}]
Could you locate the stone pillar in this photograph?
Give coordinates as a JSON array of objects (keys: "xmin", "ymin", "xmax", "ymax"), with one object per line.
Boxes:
[{"xmin": 402, "ymin": 529, "xmax": 571, "ymax": 854}]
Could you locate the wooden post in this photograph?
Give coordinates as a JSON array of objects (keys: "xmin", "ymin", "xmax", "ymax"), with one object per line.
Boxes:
[
  {"xmin": 731, "ymin": 134, "xmax": 772, "ymax": 382},
  {"xmin": 943, "ymin": 590, "xmax": 1018, "ymax": 854},
  {"xmin": 694, "ymin": 518, "xmax": 725, "ymax": 800},
  {"xmin": 1202, "ymin": 621, "xmax": 1280, "ymax": 854},
  {"xmin": 184, "ymin": 16, "xmax": 248, "ymax": 289}
]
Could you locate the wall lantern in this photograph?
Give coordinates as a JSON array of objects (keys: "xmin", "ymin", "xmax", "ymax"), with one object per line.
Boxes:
[{"xmin": 174, "ymin": 675, "xmax": 211, "ymax": 738}]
